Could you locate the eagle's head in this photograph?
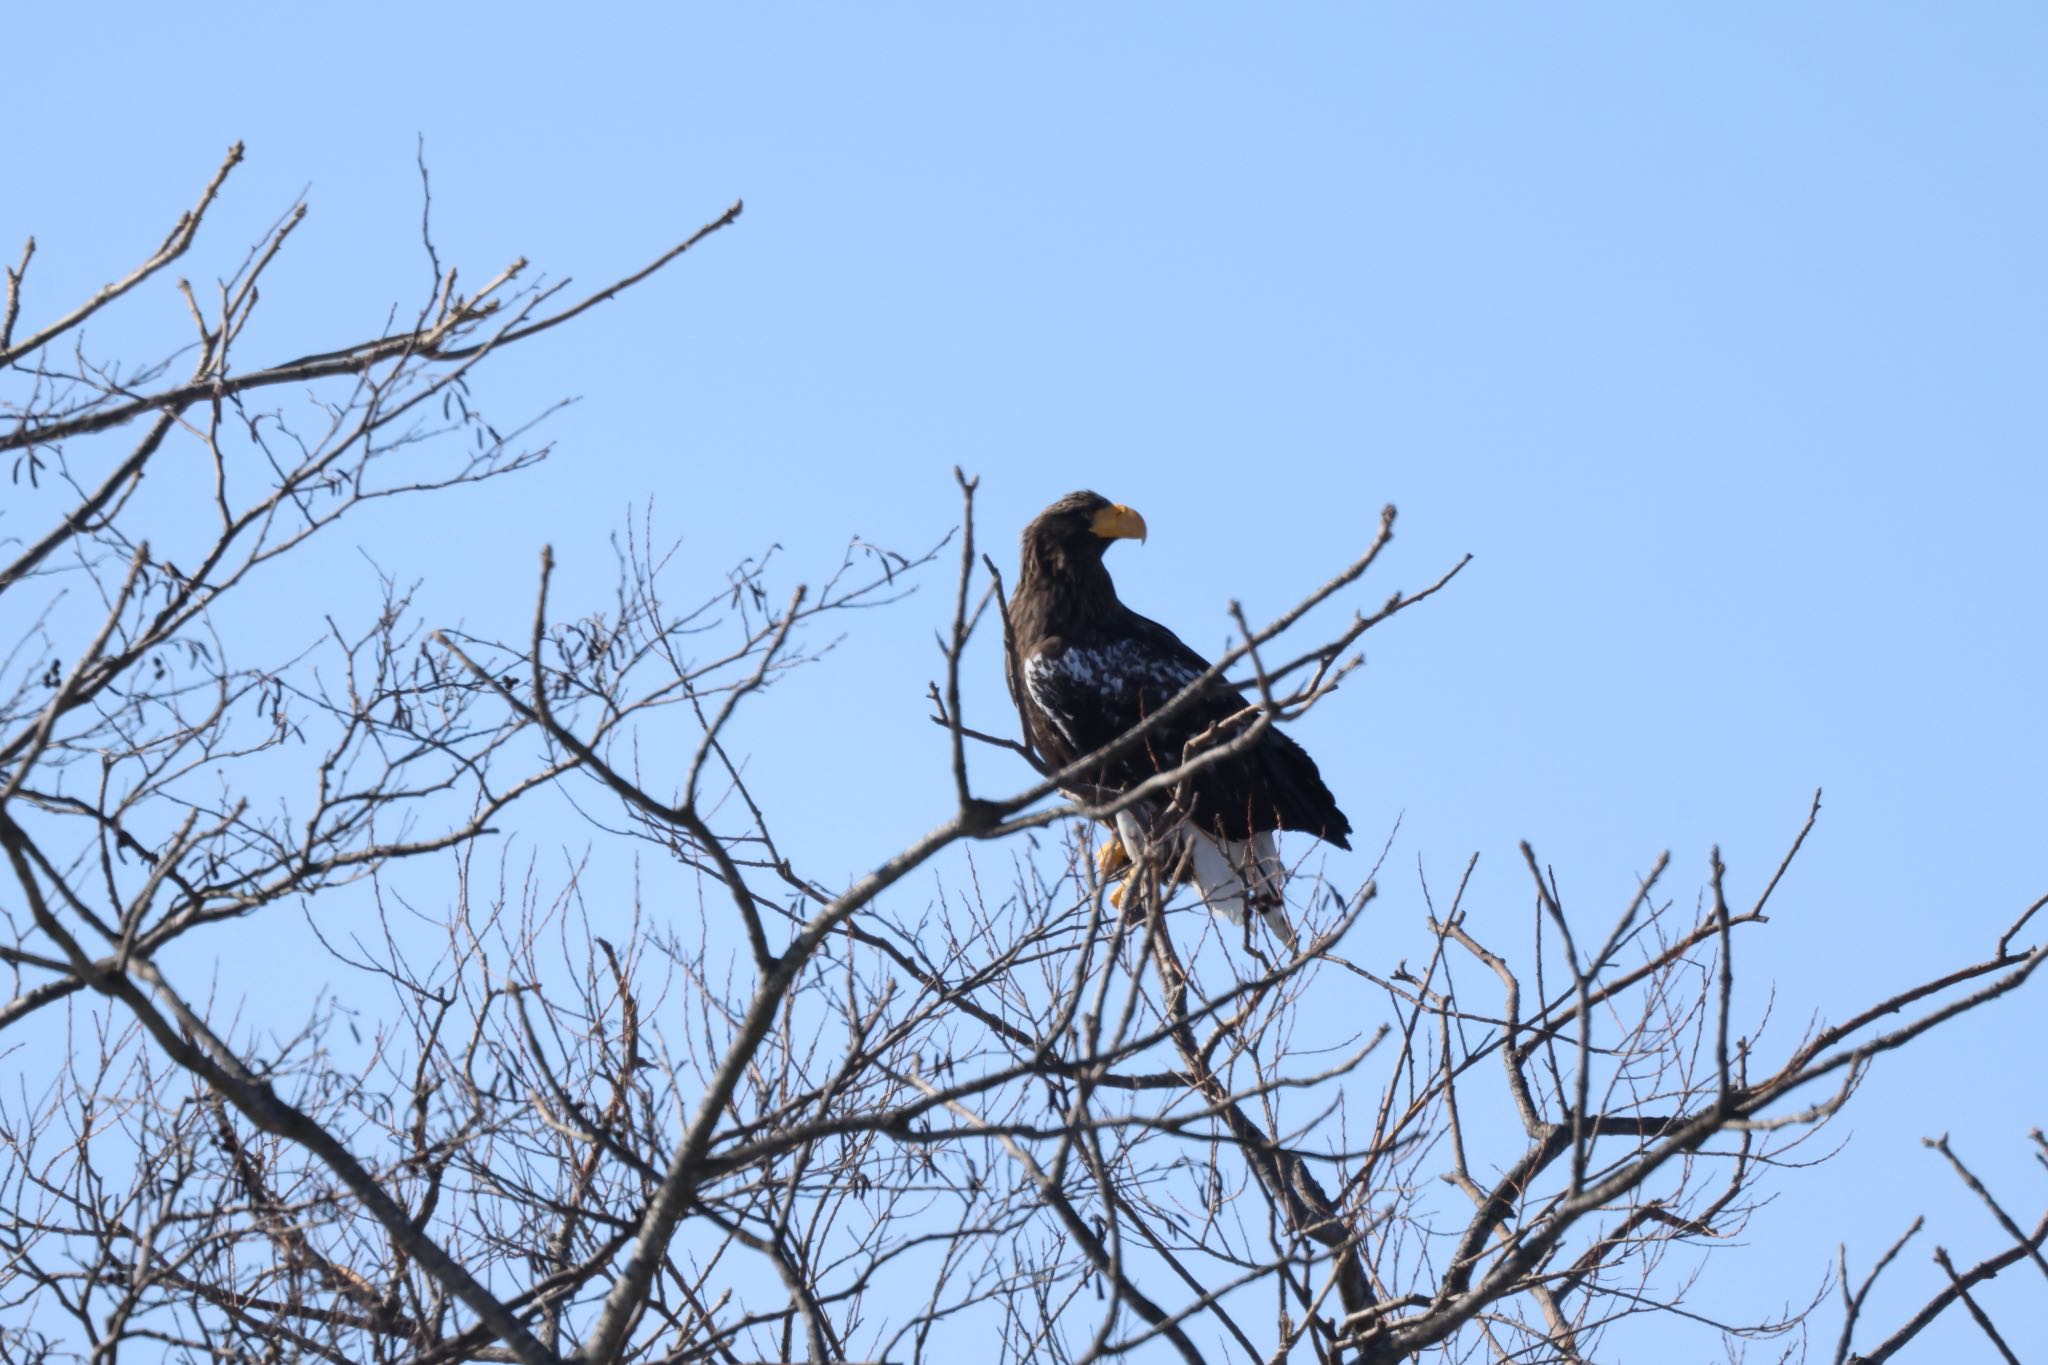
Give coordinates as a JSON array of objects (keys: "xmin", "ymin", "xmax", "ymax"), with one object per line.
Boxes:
[{"xmin": 1022, "ymin": 491, "xmax": 1148, "ymax": 570}]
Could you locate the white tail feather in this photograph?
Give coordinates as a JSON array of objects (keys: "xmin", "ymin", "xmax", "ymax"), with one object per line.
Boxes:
[
  {"xmin": 1114, "ymin": 810, "xmax": 1294, "ymax": 946},
  {"xmin": 1188, "ymin": 830, "xmax": 1292, "ymax": 944}
]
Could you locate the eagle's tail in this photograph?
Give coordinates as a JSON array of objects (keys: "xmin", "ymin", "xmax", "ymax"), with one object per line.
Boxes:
[
  {"xmin": 1188, "ymin": 830, "xmax": 1295, "ymax": 949},
  {"xmin": 1109, "ymin": 811, "xmax": 1296, "ymax": 949}
]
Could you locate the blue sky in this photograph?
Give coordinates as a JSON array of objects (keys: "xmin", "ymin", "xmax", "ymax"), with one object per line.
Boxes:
[{"xmin": 9, "ymin": 4, "xmax": 2045, "ymax": 1355}]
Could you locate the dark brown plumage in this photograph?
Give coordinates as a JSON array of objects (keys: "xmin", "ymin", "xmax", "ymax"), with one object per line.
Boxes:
[{"xmin": 1009, "ymin": 491, "xmax": 1350, "ymax": 932}]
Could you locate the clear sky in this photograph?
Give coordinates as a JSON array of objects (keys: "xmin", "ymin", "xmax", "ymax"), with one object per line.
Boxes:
[{"xmin": 8, "ymin": 4, "xmax": 2045, "ymax": 1356}]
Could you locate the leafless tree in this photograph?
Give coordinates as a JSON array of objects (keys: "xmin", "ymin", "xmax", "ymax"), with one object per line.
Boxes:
[{"xmin": 2, "ymin": 148, "xmax": 2042, "ymax": 1365}]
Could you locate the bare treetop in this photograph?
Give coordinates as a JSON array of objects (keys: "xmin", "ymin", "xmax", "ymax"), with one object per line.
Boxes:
[{"xmin": 2, "ymin": 149, "xmax": 2042, "ymax": 1365}]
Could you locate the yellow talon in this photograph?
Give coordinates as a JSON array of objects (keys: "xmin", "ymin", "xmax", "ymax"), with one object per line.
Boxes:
[{"xmin": 1096, "ymin": 836, "xmax": 1131, "ymax": 879}]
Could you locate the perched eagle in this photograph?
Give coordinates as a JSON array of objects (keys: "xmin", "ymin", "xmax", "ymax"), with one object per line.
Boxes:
[{"xmin": 1010, "ymin": 491, "xmax": 1352, "ymax": 941}]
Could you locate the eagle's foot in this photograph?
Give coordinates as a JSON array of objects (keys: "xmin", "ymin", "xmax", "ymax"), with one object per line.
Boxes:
[{"xmin": 1097, "ymin": 835, "xmax": 1141, "ymax": 909}]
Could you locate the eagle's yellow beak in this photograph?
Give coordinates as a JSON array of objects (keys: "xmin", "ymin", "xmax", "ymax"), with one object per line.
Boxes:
[{"xmin": 1090, "ymin": 503, "xmax": 1148, "ymax": 543}]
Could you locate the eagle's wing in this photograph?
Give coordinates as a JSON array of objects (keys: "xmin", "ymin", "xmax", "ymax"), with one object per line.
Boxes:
[
  {"xmin": 1115, "ymin": 613, "xmax": 1351, "ymax": 850},
  {"xmin": 1028, "ymin": 618, "xmax": 1303, "ymax": 941},
  {"xmin": 1024, "ymin": 611, "xmax": 1347, "ymax": 836},
  {"xmin": 1020, "ymin": 624, "xmax": 1228, "ymax": 786}
]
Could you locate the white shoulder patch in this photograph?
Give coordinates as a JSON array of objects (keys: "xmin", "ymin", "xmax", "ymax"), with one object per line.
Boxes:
[
  {"xmin": 1023, "ymin": 651, "xmax": 1078, "ymax": 745},
  {"xmin": 1032, "ymin": 641, "xmax": 1200, "ymax": 698}
]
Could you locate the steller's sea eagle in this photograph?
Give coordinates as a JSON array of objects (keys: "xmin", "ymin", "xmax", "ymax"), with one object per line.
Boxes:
[{"xmin": 1009, "ymin": 491, "xmax": 1351, "ymax": 943}]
